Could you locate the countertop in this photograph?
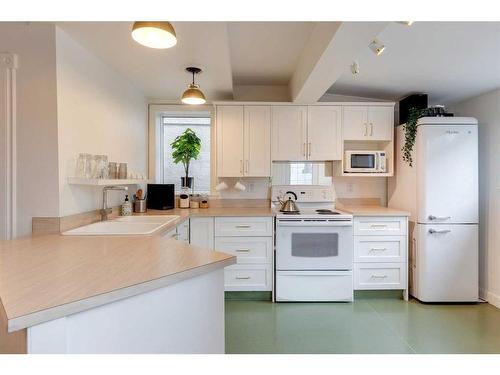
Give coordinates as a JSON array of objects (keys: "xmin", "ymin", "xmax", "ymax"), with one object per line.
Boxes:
[{"xmin": 0, "ymin": 234, "xmax": 235, "ymax": 332}]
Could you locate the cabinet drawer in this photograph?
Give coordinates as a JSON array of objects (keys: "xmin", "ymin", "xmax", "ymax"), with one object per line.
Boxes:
[
  {"xmin": 224, "ymin": 264, "xmax": 272, "ymax": 291},
  {"xmin": 215, "ymin": 217, "xmax": 273, "ymax": 237},
  {"xmin": 354, "ymin": 236, "xmax": 407, "ymax": 263},
  {"xmin": 215, "ymin": 236, "xmax": 272, "ymax": 264},
  {"xmin": 354, "ymin": 216, "xmax": 407, "ymax": 236},
  {"xmin": 354, "ymin": 263, "xmax": 407, "ymax": 290}
]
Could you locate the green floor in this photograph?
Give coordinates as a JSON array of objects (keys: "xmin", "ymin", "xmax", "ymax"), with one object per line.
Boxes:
[{"xmin": 225, "ymin": 296, "xmax": 500, "ymax": 354}]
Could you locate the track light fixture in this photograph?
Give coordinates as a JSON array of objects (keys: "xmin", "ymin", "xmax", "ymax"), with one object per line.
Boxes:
[{"xmin": 368, "ymin": 39, "xmax": 386, "ymax": 56}]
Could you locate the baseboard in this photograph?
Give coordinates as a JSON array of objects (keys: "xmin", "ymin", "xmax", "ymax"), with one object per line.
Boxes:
[
  {"xmin": 485, "ymin": 289, "xmax": 500, "ymax": 309},
  {"xmin": 225, "ymin": 291, "xmax": 272, "ymax": 301}
]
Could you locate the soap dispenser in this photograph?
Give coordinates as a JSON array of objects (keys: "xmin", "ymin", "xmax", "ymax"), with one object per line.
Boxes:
[{"xmin": 121, "ymin": 195, "xmax": 132, "ymax": 216}]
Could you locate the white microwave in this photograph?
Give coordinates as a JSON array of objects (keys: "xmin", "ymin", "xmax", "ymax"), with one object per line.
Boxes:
[{"xmin": 344, "ymin": 150, "xmax": 387, "ymax": 173}]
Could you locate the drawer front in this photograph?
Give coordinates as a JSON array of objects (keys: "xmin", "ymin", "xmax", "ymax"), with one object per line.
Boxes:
[
  {"xmin": 354, "ymin": 236, "xmax": 407, "ymax": 263},
  {"xmin": 354, "ymin": 216, "xmax": 407, "ymax": 236},
  {"xmin": 215, "ymin": 217, "xmax": 273, "ymax": 237},
  {"xmin": 215, "ymin": 237, "xmax": 272, "ymax": 264},
  {"xmin": 276, "ymin": 271, "xmax": 353, "ymax": 302},
  {"xmin": 354, "ymin": 263, "xmax": 407, "ymax": 290},
  {"xmin": 224, "ymin": 264, "xmax": 272, "ymax": 291}
]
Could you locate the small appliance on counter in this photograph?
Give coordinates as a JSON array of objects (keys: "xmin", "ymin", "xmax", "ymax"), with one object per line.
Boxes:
[
  {"xmin": 146, "ymin": 184, "xmax": 175, "ymax": 210},
  {"xmin": 179, "ymin": 193, "xmax": 190, "ymax": 209}
]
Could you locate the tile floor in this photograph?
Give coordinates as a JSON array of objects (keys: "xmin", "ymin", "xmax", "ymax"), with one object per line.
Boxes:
[{"xmin": 225, "ymin": 297, "xmax": 500, "ymax": 354}]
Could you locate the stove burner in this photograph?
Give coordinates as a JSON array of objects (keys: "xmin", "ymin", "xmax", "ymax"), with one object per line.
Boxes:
[{"xmin": 315, "ymin": 209, "xmax": 340, "ymax": 215}]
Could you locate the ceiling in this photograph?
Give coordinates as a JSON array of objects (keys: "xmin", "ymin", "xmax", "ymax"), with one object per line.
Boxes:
[
  {"xmin": 58, "ymin": 22, "xmax": 500, "ymax": 104},
  {"xmin": 58, "ymin": 22, "xmax": 235, "ymax": 100},
  {"xmin": 227, "ymin": 22, "xmax": 315, "ymax": 85},
  {"xmin": 328, "ymin": 22, "xmax": 500, "ymax": 105}
]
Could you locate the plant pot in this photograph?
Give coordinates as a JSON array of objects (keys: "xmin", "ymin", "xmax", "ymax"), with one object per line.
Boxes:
[{"xmin": 181, "ymin": 177, "xmax": 194, "ymax": 189}]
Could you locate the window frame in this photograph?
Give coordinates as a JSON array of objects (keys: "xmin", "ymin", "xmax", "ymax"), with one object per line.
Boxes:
[
  {"xmin": 148, "ymin": 104, "xmax": 216, "ymax": 194},
  {"xmin": 159, "ymin": 115, "xmax": 211, "ymax": 193}
]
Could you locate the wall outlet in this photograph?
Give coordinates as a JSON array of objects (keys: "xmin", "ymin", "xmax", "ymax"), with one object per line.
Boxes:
[{"xmin": 347, "ymin": 183, "xmax": 354, "ymax": 193}]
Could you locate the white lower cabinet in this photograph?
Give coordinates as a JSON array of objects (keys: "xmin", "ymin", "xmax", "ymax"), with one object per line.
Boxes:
[
  {"xmin": 353, "ymin": 216, "xmax": 408, "ymax": 299},
  {"xmin": 162, "ymin": 221, "xmax": 190, "ymax": 243},
  {"xmin": 215, "ymin": 236, "xmax": 272, "ymax": 264},
  {"xmin": 224, "ymin": 264, "xmax": 273, "ymax": 291},
  {"xmin": 354, "ymin": 263, "xmax": 406, "ymax": 290},
  {"xmin": 189, "ymin": 217, "xmax": 215, "ymax": 250},
  {"xmin": 214, "ymin": 217, "xmax": 274, "ymax": 292}
]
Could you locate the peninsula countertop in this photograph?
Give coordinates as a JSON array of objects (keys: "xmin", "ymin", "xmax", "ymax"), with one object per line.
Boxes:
[{"xmin": 0, "ymin": 234, "xmax": 235, "ymax": 332}]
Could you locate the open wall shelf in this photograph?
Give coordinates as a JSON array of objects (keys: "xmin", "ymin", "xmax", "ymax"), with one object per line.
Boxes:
[{"xmin": 68, "ymin": 177, "xmax": 150, "ymax": 186}]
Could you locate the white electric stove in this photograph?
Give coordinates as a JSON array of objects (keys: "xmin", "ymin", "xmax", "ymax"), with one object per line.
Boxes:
[{"xmin": 272, "ymin": 186, "xmax": 354, "ymax": 302}]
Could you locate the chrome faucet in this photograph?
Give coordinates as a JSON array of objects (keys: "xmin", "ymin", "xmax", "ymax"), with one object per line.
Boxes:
[{"xmin": 101, "ymin": 186, "xmax": 128, "ymax": 221}]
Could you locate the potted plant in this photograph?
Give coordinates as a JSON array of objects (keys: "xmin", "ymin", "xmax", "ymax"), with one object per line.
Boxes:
[
  {"xmin": 171, "ymin": 128, "xmax": 201, "ymax": 189},
  {"xmin": 402, "ymin": 107, "xmax": 426, "ymax": 166}
]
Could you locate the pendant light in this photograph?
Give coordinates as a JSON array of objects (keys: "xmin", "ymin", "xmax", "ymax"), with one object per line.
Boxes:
[
  {"xmin": 131, "ymin": 21, "xmax": 177, "ymax": 49},
  {"xmin": 181, "ymin": 67, "xmax": 206, "ymax": 105}
]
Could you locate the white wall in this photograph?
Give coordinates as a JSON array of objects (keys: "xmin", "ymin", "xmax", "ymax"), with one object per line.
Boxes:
[
  {"xmin": 0, "ymin": 23, "xmax": 60, "ymax": 236},
  {"xmin": 55, "ymin": 28, "xmax": 147, "ymax": 216},
  {"xmin": 450, "ymin": 89, "xmax": 500, "ymax": 308}
]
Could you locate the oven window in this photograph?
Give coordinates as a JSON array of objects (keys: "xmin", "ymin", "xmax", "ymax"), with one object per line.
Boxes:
[
  {"xmin": 291, "ymin": 233, "xmax": 339, "ymax": 257},
  {"xmin": 351, "ymin": 154, "xmax": 375, "ymax": 168}
]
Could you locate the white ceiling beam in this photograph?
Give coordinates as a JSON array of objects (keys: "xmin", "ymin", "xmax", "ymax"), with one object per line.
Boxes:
[{"xmin": 289, "ymin": 22, "xmax": 390, "ymax": 103}]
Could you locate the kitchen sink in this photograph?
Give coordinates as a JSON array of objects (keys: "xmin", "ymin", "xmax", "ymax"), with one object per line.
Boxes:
[{"xmin": 62, "ymin": 215, "xmax": 179, "ymax": 236}]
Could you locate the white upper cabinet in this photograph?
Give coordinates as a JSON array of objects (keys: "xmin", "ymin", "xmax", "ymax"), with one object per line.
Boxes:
[
  {"xmin": 244, "ymin": 106, "xmax": 271, "ymax": 176},
  {"xmin": 271, "ymin": 106, "xmax": 307, "ymax": 161},
  {"xmin": 343, "ymin": 106, "xmax": 369, "ymax": 140},
  {"xmin": 307, "ymin": 106, "xmax": 342, "ymax": 161},
  {"xmin": 217, "ymin": 105, "xmax": 271, "ymax": 177},
  {"xmin": 217, "ymin": 106, "xmax": 244, "ymax": 177},
  {"xmin": 343, "ymin": 106, "xmax": 393, "ymax": 141},
  {"xmin": 368, "ymin": 106, "xmax": 394, "ymax": 141}
]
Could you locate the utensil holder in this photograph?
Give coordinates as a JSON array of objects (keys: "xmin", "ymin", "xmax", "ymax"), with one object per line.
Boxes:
[{"xmin": 134, "ymin": 199, "xmax": 147, "ymax": 213}]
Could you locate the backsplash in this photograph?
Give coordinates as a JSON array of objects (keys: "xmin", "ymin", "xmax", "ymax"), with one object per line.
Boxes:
[{"xmin": 216, "ymin": 176, "xmax": 387, "ymax": 205}]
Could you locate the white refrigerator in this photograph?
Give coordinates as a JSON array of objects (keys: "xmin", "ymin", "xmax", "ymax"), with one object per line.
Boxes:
[{"xmin": 389, "ymin": 117, "xmax": 479, "ymax": 302}]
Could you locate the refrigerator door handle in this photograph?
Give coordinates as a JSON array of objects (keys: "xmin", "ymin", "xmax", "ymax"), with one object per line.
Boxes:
[
  {"xmin": 428, "ymin": 228, "xmax": 451, "ymax": 234},
  {"xmin": 428, "ymin": 215, "xmax": 451, "ymax": 221}
]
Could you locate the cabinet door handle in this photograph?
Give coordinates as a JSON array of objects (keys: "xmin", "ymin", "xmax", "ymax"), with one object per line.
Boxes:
[
  {"xmin": 235, "ymin": 249, "xmax": 250, "ymax": 252},
  {"xmin": 370, "ymin": 224, "xmax": 388, "ymax": 228},
  {"xmin": 370, "ymin": 123, "xmax": 374, "ymax": 136},
  {"xmin": 235, "ymin": 225, "xmax": 251, "ymax": 229},
  {"xmin": 369, "ymin": 247, "xmax": 387, "ymax": 252},
  {"xmin": 371, "ymin": 274, "xmax": 388, "ymax": 279},
  {"xmin": 429, "ymin": 229, "xmax": 451, "ymax": 234},
  {"xmin": 428, "ymin": 215, "xmax": 451, "ymax": 221},
  {"xmin": 240, "ymin": 160, "xmax": 243, "ymax": 174},
  {"xmin": 245, "ymin": 160, "xmax": 249, "ymax": 174},
  {"xmin": 302, "ymin": 142, "xmax": 306, "ymax": 157},
  {"xmin": 235, "ymin": 276, "xmax": 251, "ymax": 280},
  {"xmin": 364, "ymin": 123, "xmax": 368, "ymax": 136},
  {"xmin": 308, "ymin": 142, "xmax": 311, "ymax": 157}
]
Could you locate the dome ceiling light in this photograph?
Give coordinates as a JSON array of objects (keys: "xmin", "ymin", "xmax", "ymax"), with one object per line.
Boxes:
[
  {"xmin": 131, "ymin": 21, "xmax": 177, "ymax": 49},
  {"xmin": 181, "ymin": 67, "xmax": 206, "ymax": 105}
]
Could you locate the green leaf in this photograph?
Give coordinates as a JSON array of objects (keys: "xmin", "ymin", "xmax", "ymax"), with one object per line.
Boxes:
[
  {"xmin": 401, "ymin": 107, "xmax": 426, "ymax": 166},
  {"xmin": 170, "ymin": 128, "xmax": 202, "ymax": 178}
]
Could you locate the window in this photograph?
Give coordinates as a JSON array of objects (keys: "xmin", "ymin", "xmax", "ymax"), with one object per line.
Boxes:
[{"xmin": 161, "ymin": 116, "xmax": 211, "ymax": 193}]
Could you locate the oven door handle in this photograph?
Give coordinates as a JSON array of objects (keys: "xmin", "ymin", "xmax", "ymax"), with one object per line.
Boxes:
[{"xmin": 277, "ymin": 221, "xmax": 353, "ymax": 227}]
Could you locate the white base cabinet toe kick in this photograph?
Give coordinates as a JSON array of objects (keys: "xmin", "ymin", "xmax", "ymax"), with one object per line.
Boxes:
[{"xmin": 353, "ymin": 216, "xmax": 409, "ymax": 300}]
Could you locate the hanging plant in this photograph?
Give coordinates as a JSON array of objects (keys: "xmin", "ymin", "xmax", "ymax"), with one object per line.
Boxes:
[{"xmin": 402, "ymin": 107, "xmax": 426, "ymax": 166}]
